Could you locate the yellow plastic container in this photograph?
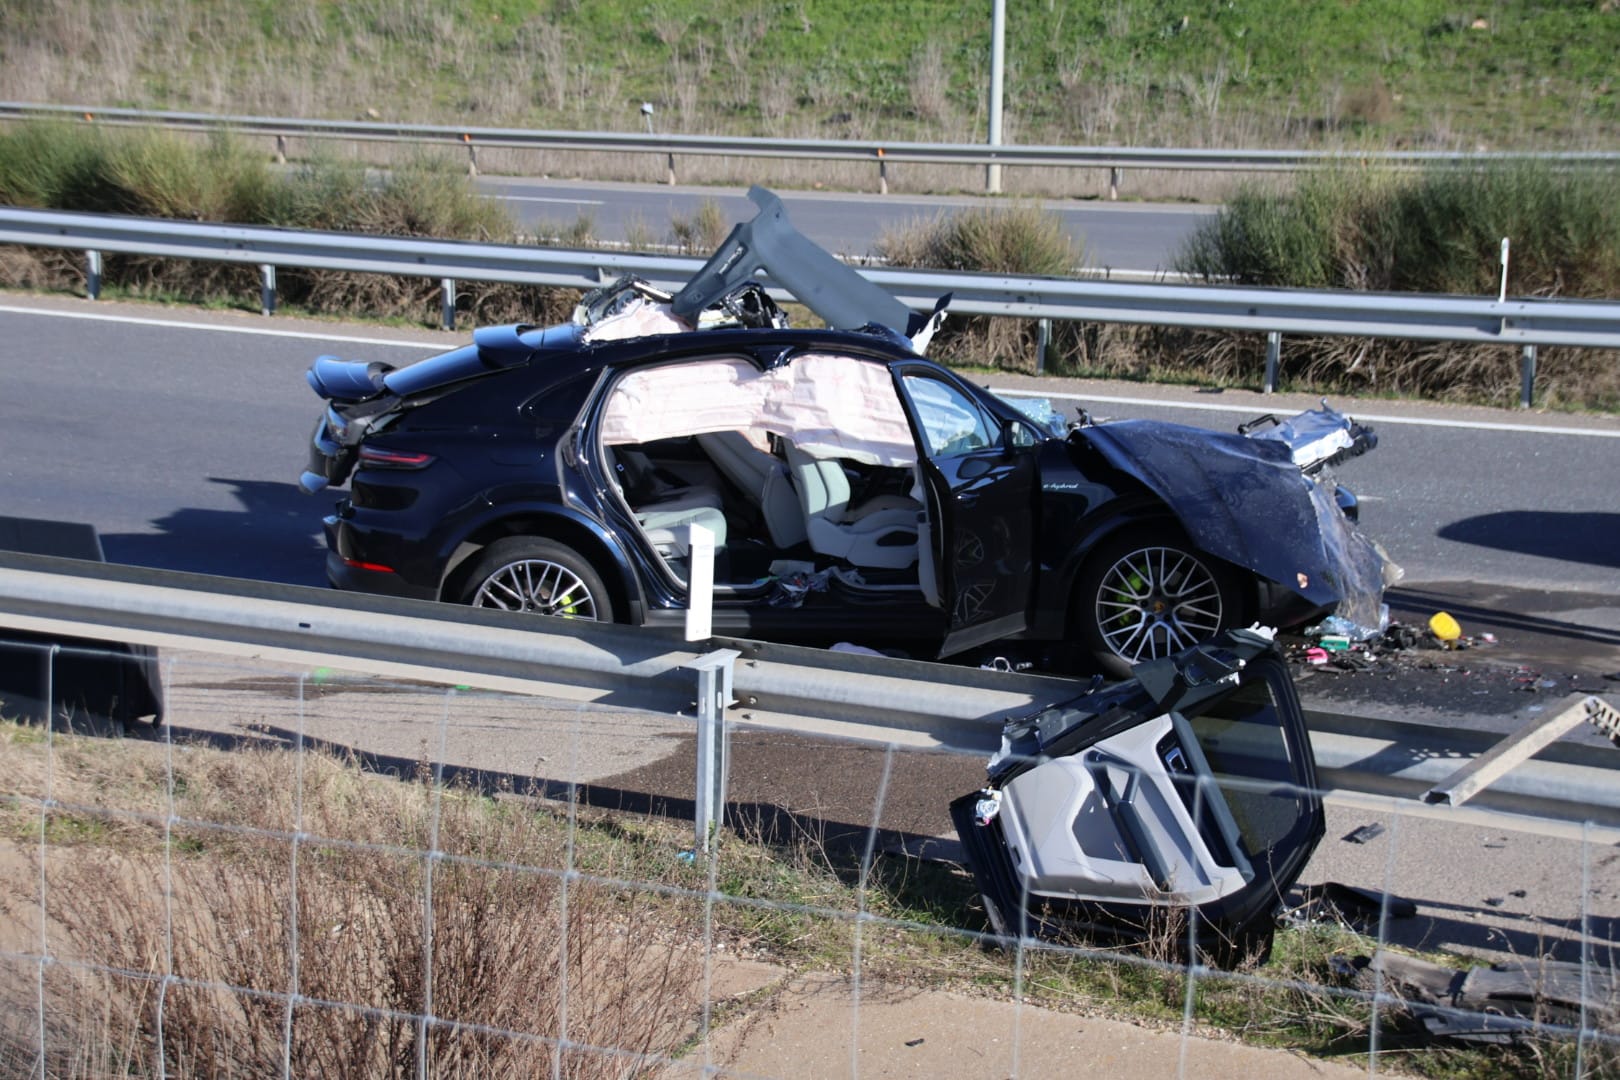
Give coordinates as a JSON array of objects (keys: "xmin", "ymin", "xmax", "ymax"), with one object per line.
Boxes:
[{"xmin": 1428, "ymin": 611, "xmax": 1462, "ymax": 641}]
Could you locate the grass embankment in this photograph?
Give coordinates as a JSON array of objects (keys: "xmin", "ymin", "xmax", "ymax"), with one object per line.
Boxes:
[
  {"xmin": 0, "ymin": 121, "xmax": 721, "ymax": 326},
  {"xmin": 3, "ymin": 0, "xmax": 1618, "ymax": 168},
  {"xmin": 0, "ymin": 719, "xmax": 1601, "ymax": 1078}
]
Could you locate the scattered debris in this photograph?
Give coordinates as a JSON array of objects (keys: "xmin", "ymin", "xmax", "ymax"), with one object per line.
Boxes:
[
  {"xmin": 905, "ymin": 1038, "xmax": 925, "ymax": 1048},
  {"xmin": 1342, "ymin": 823, "xmax": 1387, "ymax": 844},
  {"xmin": 1289, "ymin": 882, "xmax": 1417, "ymax": 929},
  {"xmin": 1340, "ymin": 950, "xmax": 1616, "ymax": 1045}
]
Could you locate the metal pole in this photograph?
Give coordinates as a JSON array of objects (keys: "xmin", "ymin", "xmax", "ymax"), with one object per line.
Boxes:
[
  {"xmin": 440, "ymin": 278, "xmax": 456, "ymax": 331},
  {"xmin": 1035, "ymin": 318, "xmax": 1050, "ymax": 375},
  {"xmin": 259, "ymin": 264, "xmax": 276, "ymax": 316},
  {"xmin": 1520, "ymin": 343, "xmax": 1537, "ymax": 409},
  {"xmin": 1263, "ymin": 330, "xmax": 1281, "ymax": 393},
  {"xmin": 685, "ymin": 521, "xmax": 715, "ymax": 642},
  {"xmin": 85, "ymin": 250, "xmax": 102, "ymax": 300},
  {"xmin": 987, "ymin": 0, "xmax": 1005, "ymax": 194},
  {"xmin": 688, "ymin": 649, "xmax": 739, "ymax": 853}
]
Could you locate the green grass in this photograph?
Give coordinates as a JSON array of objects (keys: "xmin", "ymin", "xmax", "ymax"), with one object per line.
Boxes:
[{"xmin": 3, "ymin": 1, "xmax": 1618, "ymax": 152}]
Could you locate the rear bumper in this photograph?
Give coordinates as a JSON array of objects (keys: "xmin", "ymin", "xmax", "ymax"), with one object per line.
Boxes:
[
  {"xmin": 325, "ymin": 549, "xmax": 437, "ymax": 600},
  {"xmin": 322, "ymin": 515, "xmax": 437, "ymax": 600}
]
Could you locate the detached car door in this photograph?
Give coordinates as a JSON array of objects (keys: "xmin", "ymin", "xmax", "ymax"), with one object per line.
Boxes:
[
  {"xmin": 896, "ymin": 367, "xmax": 1039, "ymax": 657},
  {"xmin": 951, "ymin": 631, "xmax": 1324, "ymax": 965}
]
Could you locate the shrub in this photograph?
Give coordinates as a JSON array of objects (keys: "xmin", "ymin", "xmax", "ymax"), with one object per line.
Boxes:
[
  {"xmin": 1170, "ymin": 164, "xmax": 1620, "ymax": 406},
  {"xmin": 879, "ymin": 204, "xmax": 1079, "ymax": 371}
]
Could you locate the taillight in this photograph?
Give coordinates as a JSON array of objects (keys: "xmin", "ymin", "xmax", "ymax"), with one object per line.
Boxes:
[{"xmin": 357, "ymin": 445, "xmax": 435, "ymax": 469}]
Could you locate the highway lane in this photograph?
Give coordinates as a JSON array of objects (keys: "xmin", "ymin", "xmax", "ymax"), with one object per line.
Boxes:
[
  {"xmin": 476, "ymin": 178, "xmax": 1215, "ymax": 274},
  {"xmin": 0, "ymin": 298, "xmax": 1614, "ymax": 640}
]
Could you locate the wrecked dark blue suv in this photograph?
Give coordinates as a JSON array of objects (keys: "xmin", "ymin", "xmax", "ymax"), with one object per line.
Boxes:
[{"xmin": 299, "ymin": 187, "xmax": 1390, "ymax": 675}]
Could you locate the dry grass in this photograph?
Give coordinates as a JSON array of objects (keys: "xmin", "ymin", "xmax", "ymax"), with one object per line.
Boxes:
[{"xmin": 0, "ymin": 734, "xmax": 705, "ymax": 1078}]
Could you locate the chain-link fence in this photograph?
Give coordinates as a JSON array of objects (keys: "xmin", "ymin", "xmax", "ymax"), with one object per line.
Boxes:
[{"xmin": 2, "ymin": 639, "xmax": 1616, "ymax": 1079}]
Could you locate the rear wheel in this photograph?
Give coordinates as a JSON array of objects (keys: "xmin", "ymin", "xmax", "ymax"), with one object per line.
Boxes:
[
  {"xmin": 1073, "ymin": 529, "xmax": 1243, "ymax": 678},
  {"xmin": 457, "ymin": 538, "xmax": 614, "ymax": 622}
]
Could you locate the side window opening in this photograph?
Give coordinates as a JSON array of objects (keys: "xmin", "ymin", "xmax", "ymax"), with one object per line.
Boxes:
[
  {"xmin": 1167, "ymin": 662, "xmax": 1310, "ymax": 867},
  {"xmin": 594, "ymin": 355, "xmax": 932, "ymax": 593}
]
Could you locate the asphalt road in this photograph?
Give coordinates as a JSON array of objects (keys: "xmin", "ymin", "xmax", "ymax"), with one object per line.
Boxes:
[
  {"xmin": 0, "ymin": 295, "xmax": 1616, "ymax": 681},
  {"xmin": 477, "ymin": 178, "xmax": 1215, "ymax": 274}
]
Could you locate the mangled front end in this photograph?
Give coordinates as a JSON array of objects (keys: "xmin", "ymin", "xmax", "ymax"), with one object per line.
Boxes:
[
  {"xmin": 952, "ymin": 630, "xmax": 1325, "ymax": 965},
  {"xmin": 1077, "ymin": 402, "xmax": 1396, "ymax": 639}
]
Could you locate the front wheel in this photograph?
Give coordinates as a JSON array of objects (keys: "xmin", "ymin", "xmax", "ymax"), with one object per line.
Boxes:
[
  {"xmin": 457, "ymin": 537, "xmax": 614, "ymax": 622},
  {"xmin": 1072, "ymin": 529, "xmax": 1244, "ymax": 679}
]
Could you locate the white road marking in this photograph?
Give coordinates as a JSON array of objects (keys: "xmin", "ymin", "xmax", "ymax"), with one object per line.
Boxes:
[
  {"xmin": 499, "ymin": 195, "xmax": 607, "ymax": 206},
  {"xmin": 0, "ymin": 304, "xmax": 444, "ymax": 349},
  {"xmin": 6, "ymin": 303, "xmax": 1615, "ymax": 437},
  {"xmin": 994, "ymin": 387, "xmax": 1620, "ymax": 439}
]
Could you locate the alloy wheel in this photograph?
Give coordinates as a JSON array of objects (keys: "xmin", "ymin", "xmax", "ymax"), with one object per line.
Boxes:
[
  {"xmin": 1094, "ymin": 546, "xmax": 1224, "ymax": 663},
  {"xmin": 472, "ymin": 559, "xmax": 601, "ymax": 619}
]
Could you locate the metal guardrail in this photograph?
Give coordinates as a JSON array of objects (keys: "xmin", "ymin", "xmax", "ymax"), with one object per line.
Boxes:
[
  {"xmin": 1, "ymin": 551, "xmax": 1616, "ymax": 840},
  {"xmin": 3, "ymin": 205, "xmax": 1617, "ymax": 406},
  {"xmin": 5, "ymin": 102, "xmax": 1620, "ymax": 200}
]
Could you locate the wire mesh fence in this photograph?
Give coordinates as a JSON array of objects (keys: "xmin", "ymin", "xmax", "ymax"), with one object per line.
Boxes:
[{"xmin": 1, "ymin": 637, "xmax": 1616, "ymax": 1078}]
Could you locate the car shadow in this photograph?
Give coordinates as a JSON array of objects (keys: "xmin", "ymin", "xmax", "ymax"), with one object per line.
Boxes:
[
  {"xmin": 1437, "ymin": 510, "xmax": 1620, "ymax": 569},
  {"xmin": 99, "ymin": 477, "xmax": 328, "ymax": 588}
]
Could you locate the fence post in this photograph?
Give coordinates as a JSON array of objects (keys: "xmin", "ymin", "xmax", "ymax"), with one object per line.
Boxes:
[
  {"xmin": 1520, "ymin": 344, "xmax": 1537, "ymax": 409},
  {"xmin": 440, "ymin": 278, "xmax": 456, "ymax": 331},
  {"xmin": 1263, "ymin": 330, "xmax": 1281, "ymax": 393},
  {"xmin": 687, "ymin": 648, "xmax": 739, "ymax": 853},
  {"xmin": 259, "ymin": 264, "xmax": 276, "ymax": 316},
  {"xmin": 85, "ymin": 251, "xmax": 102, "ymax": 300}
]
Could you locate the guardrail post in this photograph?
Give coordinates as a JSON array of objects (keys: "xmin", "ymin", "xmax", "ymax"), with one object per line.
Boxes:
[
  {"xmin": 1109, "ymin": 167, "xmax": 1122, "ymax": 201},
  {"xmin": 1519, "ymin": 344, "xmax": 1537, "ymax": 409},
  {"xmin": 666, "ymin": 152, "xmax": 677, "ymax": 187},
  {"xmin": 259, "ymin": 264, "xmax": 276, "ymax": 316},
  {"xmin": 274, "ymin": 134, "xmax": 287, "ymax": 165},
  {"xmin": 877, "ymin": 149, "xmax": 888, "ymax": 196},
  {"xmin": 1035, "ymin": 318, "xmax": 1051, "ymax": 375},
  {"xmin": 84, "ymin": 251, "xmax": 102, "ymax": 301},
  {"xmin": 440, "ymin": 278, "xmax": 456, "ymax": 331},
  {"xmin": 1263, "ymin": 330, "xmax": 1281, "ymax": 393},
  {"xmin": 687, "ymin": 648, "xmax": 739, "ymax": 853},
  {"xmin": 463, "ymin": 135, "xmax": 478, "ymax": 178}
]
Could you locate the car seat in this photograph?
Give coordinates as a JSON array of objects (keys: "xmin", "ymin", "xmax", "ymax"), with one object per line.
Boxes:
[
  {"xmin": 695, "ymin": 431, "xmax": 807, "ymax": 549},
  {"xmin": 782, "ymin": 439, "xmax": 919, "ymax": 570}
]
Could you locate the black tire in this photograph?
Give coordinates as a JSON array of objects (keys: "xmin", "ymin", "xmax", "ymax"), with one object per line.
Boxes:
[
  {"xmin": 457, "ymin": 537, "xmax": 614, "ymax": 622},
  {"xmin": 1072, "ymin": 528, "xmax": 1245, "ymax": 679}
]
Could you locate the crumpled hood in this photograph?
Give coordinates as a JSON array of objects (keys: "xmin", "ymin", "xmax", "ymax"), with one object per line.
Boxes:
[{"xmin": 1074, "ymin": 418, "xmax": 1347, "ymax": 609}]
